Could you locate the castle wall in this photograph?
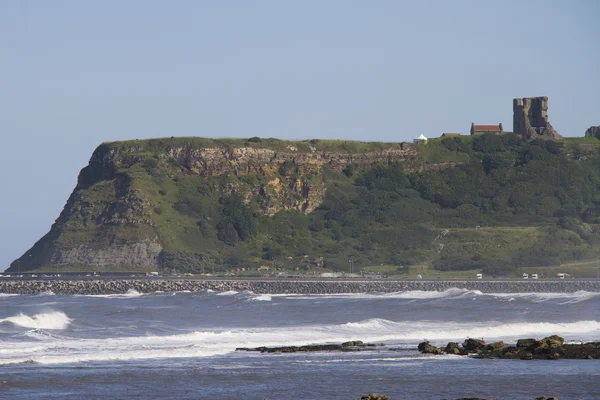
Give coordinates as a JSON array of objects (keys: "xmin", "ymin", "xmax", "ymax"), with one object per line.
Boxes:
[{"xmin": 513, "ymin": 96, "xmax": 562, "ymax": 139}]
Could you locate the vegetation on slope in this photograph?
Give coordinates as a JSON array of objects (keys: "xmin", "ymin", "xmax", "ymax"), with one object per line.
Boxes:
[
  {"xmin": 140, "ymin": 134, "xmax": 600, "ymax": 275},
  {"xmin": 11, "ymin": 134, "xmax": 600, "ymax": 276}
]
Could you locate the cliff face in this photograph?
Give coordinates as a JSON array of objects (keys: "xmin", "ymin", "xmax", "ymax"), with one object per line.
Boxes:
[
  {"xmin": 11, "ymin": 138, "xmax": 424, "ymax": 272},
  {"xmin": 11, "ymin": 135, "xmax": 600, "ymax": 275}
]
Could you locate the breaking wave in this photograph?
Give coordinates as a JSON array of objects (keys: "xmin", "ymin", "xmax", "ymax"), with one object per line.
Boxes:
[
  {"xmin": 0, "ymin": 311, "xmax": 71, "ymax": 330},
  {"xmin": 271, "ymin": 288, "xmax": 600, "ymax": 304},
  {"xmin": 491, "ymin": 290, "xmax": 600, "ymax": 304},
  {"xmin": 0, "ymin": 317, "xmax": 597, "ymax": 365}
]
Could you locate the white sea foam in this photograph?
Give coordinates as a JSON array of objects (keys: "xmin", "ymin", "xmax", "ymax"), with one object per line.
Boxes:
[
  {"xmin": 1, "ymin": 317, "xmax": 597, "ymax": 366},
  {"xmin": 123, "ymin": 289, "xmax": 142, "ymax": 297},
  {"xmin": 489, "ymin": 290, "xmax": 600, "ymax": 304},
  {"xmin": 0, "ymin": 345, "xmax": 46, "ymax": 355},
  {"xmin": 0, "ymin": 311, "xmax": 71, "ymax": 330},
  {"xmin": 0, "ymin": 294, "xmax": 20, "ymax": 298},
  {"xmin": 80, "ymin": 289, "xmax": 144, "ymax": 299},
  {"xmin": 273, "ymin": 288, "xmax": 478, "ymax": 300},
  {"xmin": 273, "ymin": 289, "xmax": 600, "ymax": 304},
  {"xmin": 248, "ymin": 294, "xmax": 272, "ymax": 302},
  {"xmin": 216, "ymin": 291, "xmax": 238, "ymax": 296}
]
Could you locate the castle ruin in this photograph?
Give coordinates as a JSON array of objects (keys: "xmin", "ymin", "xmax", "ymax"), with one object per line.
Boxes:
[{"xmin": 513, "ymin": 96, "xmax": 562, "ymax": 139}]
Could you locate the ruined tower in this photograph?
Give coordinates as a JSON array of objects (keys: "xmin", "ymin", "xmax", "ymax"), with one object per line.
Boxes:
[{"xmin": 513, "ymin": 97, "xmax": 562, "ymax": 139}]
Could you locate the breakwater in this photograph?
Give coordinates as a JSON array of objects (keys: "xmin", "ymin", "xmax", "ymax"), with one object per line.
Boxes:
[{"xmin": 0, "ymin": 279, "xmax": 598, "ymax": 295}]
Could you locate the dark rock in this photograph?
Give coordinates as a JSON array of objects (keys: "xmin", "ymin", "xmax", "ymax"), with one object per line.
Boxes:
[
  {"xmin": 444, "ymin": 342, "xmax": 462, "ymax": 355},
  {"xmin": 484, "ymin": 341, "xmax": 504, "ymax": 352},
  {"xmin": 236, "ymin": 341, "xmax": 382, "ymax": 354},
  {"xmin": 455, "ymin": 398, "xmax": 495, "ymax": 400},
  {"xmin": 520, "ymin": 352, "xmax": 533, "ymax": 360},
  {"xmin": 543, "ymin": 335, "xmax": 564, "ymax": 347},
  {"xmin": 499, "ymin": 346, "xmax": 519, "ymax": 358},
  {"xmin": 424, "ymin": 337, "xmax": 600, "ymax": 360},
  {"xmin": 516, "ymin": 338, "xmax": 537, "ymax": 349},
  {"xmin": 360, "ymin": 394, "xmax": 389, "ymax": 400},
  {"xmin": 463, "ymin": 338, "xmax": 486, "ymax": 352},
  {"xmin": 418, "ymin": 341, "xmax": 444, "ymax": 355},
  {"xmin": 342, "ymin": 340, "xmax": 364, "ymax": 347}
]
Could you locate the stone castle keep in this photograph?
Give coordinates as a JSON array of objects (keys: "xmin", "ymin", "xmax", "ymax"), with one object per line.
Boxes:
[
  {"xmin": 465, "ymin": 96, "xmax": 562, "ymax": 139},
  {"xmin": 513, "ymin": 96, "xmax": 562, "ymax": 139}
]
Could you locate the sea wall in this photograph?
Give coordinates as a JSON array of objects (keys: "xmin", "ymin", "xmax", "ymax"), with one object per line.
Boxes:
[{"xmin": 0, "ymin": 279, "xmax": 598, "ymax": 295}]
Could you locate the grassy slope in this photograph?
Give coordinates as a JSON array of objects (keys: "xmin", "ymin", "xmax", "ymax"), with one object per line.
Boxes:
[
  {"xmin": 19, "ymin": 135, "xmax": 600, "ymax": 277},
  {"xmin": 100, "ymin": 137, "xmax": 409, "ymax": 155}
]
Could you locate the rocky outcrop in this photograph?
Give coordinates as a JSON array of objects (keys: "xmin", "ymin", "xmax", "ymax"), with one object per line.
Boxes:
[
  {"xmin": 9, "ymin": 138, "xmax": 428, "ymax": 272},
  {"xmin": 585, "ymin": 126, "xmax": 600, "ymax": 139},
  {"xmin": 513, "ymin": 97, "xmax": 562, "ymax": 139},
  {"xmin": 46, "ymin": 239, "xmax": 162, "ymax": 270},
  {"xmin": 236, "ymin": 341, "xmax": 383, "ymax": 353},
  {"xmin": 418, "ymin": 335, "xmax": 600, "ymax": 360},
  {"xmin": 360, "ymin": 394, "xmax": 389, "ymax": 400},
  {"xmin": 95, "ymin": 141, "xmax": 421, "ymax": 215},
  {"xmin": 462, "ymin": 338, "xmax": 486, "ymax": 352},
  {"xmin": 418, "ymin": 341, "xmax": 444, "ymax": 355},
  {"xmin": 98, "ymin": 142, "xmax": 418, "ymax": 176}
]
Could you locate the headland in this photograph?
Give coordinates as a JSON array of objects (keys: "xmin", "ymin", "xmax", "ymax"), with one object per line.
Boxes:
[{"xmin": 7, "ymin": 96, "xmax": 600, "ymax": 278}]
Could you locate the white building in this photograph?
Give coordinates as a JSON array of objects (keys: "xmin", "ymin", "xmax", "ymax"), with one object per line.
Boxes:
[{"xmin": 413, "ymin": 134, "xmax": 428, "ymax": 143}]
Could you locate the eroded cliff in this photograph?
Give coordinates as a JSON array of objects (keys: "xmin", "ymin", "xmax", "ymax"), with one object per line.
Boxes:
[
  {"xmin": 11, "ymin": 137, "xmax": 425, "ymax": 272},
  {"xmin": 10, "ymin": 134, "xmax": 600, "ymax": 275}
]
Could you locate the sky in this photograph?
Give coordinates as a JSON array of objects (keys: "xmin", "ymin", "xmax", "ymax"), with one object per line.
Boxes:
[{"xmin": 0, "ymin": 0, "xmax": 599, "ymax": 270}]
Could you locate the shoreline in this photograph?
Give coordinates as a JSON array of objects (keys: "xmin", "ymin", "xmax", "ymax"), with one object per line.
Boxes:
[{"xmin": 0, "ymin": 278, "xmax": 599, "ymax": 295}]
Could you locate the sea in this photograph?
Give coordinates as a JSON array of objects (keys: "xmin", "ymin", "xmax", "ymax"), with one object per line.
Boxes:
[{"xmin": 0, "ymin": 287, "xmax": 599, "ymax": 400}]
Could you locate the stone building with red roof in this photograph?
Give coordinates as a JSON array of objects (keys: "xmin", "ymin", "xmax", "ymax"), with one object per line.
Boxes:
[{"xmin": 470, "ymin": 123, "xmax": 503, "ymax": 136}]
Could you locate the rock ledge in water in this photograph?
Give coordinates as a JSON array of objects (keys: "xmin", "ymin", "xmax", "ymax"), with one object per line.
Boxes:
[
  {"xmin": 418, "ymin": 336, "xmax": 600, "ymax": 360},
  {"xmin": 236, "ymin": 341, "xmax": 383, "ymax": 353}
]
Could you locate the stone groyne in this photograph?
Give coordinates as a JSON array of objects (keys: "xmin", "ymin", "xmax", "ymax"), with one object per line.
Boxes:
[{"xmin": 0, "ymin": 279, "xmax": 598, "ymax": 295}]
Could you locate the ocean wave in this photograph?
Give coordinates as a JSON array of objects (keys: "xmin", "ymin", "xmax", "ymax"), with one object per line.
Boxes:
[
  {"xmin": 336, "ymin": 318, "xmax": 600, "ymax": 341},
  {"xmin": 0, "ymin": 345, "xmax": 46, "ymax": 355},
  {"xmin": 490, "ymin": 290, "xmax": 600, "ymax": 304},
  {"xmin": 273, "ymin": 288, "xmax": 481, "ymax": 300},
  {"xmin": 1, "ymin": 317, "xmax": 598, "ymax": 366},
  {"xmin": 248, "ymin": 294, "xmax": 272, "ymax": 302},
  {"xmin": 0, "ymin": 311, "xmax": 71, "ymax": 330},
  {"xmin": 216, "ymin": 291, "xmax": 238, "ymax": 296},
  {"xmin": 293, "ymin": 355, "xmax": 461, "ymax": 364},
  {"xmin": 271, "ymin": 289, "xmax": 600, "ymax": 304},
  {"xmin": 78, "ymin": 289, "xmax": 144, "ymax": 299}
]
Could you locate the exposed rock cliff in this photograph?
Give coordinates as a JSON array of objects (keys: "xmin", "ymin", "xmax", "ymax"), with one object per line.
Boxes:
[
  {"xmin": 10, "ymin": 134, "xmax": 600, "ymax": 275},
  {"xmin": 10, "ymin": 137, "xmax": 426, "ymax": 272}
]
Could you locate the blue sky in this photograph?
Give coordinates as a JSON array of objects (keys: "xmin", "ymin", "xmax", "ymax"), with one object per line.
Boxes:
[{"xmin": 1, "ymin": 1, "xmax": 599, "ymax": 270}]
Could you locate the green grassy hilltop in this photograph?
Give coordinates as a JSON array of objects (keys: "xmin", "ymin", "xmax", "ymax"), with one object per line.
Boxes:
[{"xmin": 10, "ymin": 134, "xmax": 600, "ymax": 278}]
